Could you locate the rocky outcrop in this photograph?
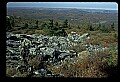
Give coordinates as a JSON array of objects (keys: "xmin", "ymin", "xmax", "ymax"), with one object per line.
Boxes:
[{"xmin": 6, "ymin": 33, "xmax": 108, "ymax": 77}]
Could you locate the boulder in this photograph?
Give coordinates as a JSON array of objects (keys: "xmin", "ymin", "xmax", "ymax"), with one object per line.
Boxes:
[
  {"xmin": 40, "ymin": 47, "xmax": 55, "ymax": 58},
  {"xmin": 6, "ymin": 33, "xmax": 94, "ymax": 77},
  {"xmin": 58, "ymin": 52, "xmax": 70, "ymax": 60},
  {"xmin": 29, "ymin": 48, "xmax": 37, "ymax": 56}
]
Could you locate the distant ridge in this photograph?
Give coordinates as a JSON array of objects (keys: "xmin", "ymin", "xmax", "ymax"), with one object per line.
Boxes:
[{"xmin": 7, "ymin": 6, "xmax": 118, "ymax": 13}]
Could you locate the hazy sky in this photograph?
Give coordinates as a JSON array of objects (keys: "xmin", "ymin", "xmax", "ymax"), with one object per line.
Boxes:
[{"xmin": 7, "ymin": 2, "xmax": 118, "ymax": 10}]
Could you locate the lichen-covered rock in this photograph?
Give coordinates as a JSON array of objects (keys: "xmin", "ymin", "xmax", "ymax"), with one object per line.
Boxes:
[{"xmin": 7, "ymin": 32, "xmax": 111, "ymax": 77}]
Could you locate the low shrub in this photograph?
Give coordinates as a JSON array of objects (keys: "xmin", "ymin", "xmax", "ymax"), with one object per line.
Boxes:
[
  {"xmin": 48, "ymin": 46, "xmax": 118, "ymax": 78},
  {"xmin": 28, "ymin": 56, "xmax": 42, "ymax": 70},
  {"xmin": 6, "ymin": 66, "xmax": 18, "ymax": 77}
]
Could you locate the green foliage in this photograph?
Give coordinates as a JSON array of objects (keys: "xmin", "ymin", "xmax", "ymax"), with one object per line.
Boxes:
[
  {"xmin": 104, "ymin": 46, "xmax": 118, "ymax": 66},
  {"xmin": 114, "ymin": 33, "xmax": 118, "ymax": 39},
  {"xmin": 55, "ymin": 29, "xmax": 67, "ymax": 36},
  {"xmin": 54, "ymin": 22, "xmax": 59, "ymax": 31},
  {"xmin": 99, "ymin": 25, "xmax": 110, "ymax": 33},
  {"xmin": 77, "ymin": 25, "xmax": 80, "ymax": 29},
  {"xmin": 35, "ymin": 20, "xmax": 39, "ymax": 28},
  {"xmin": 7, "ymin": 8, "xmax": 118, "ymax": 32},
  {"xmin": 88, "ymin": 24, "xmax": 94, "ymax": 31},
  {"xmin": 111, "ymin": 23, "xmax": 115, "ymax": 29},
  {"xmin": 48, "ymin": 19, "xmax": 54, "ymax": 30},
  {"xmin": 42, "ymin": 19, "xmax": 67, "ymax": 36},
  {"xmin": 54, "ymin": 21, "xmax": 58, "ymax": 26},
  {"xmin": 22, "ymin": 23, "xmax": 28, "ymax": 29},
  {"xmin": 41, "ymin": 22, "xmax": 47, "ymax": 29},
  {"xmin": 62, "ymin": 19, "xmax": 68, "ymax": 28}
]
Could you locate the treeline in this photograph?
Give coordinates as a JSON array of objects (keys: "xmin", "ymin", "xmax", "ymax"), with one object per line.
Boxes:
[
  {"xmin": 6, "ymin": 15, "xmax": 116, "ymax": 36},
  {"xmin": 7, "ymin": 8, "xmax": 118, "ymax": 27},
  {"xmin": 6, "ymin": 16, "xmax": 69, "ymax": 36},
  {"xmin": 40, "ymin": 19, "xmax": 68, "ymax": 36},
  {"xmin": 80, "ymin": 22, "xmax": 116, "ymax": 32}
]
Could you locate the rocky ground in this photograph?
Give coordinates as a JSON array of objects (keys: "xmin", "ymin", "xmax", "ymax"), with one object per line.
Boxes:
[{"xmin": 6, "ymin": 32, "xmax": 111, "ymax": 77}]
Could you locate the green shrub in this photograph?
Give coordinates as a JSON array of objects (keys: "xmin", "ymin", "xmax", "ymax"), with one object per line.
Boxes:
[
  {"xmin": 102, "ymin": 47, "xmax": 118, "ymax": 67},
  {"xmin": 113, "ymin": 33, "xmax": 118, "ymax": 39}
]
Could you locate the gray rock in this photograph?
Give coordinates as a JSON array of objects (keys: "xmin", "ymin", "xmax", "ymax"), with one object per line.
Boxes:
[
  {"xmin": 6, "ymin": 40, "xmax": 20, "ymax": 48},
  {"xmin": 6, "ymin": 32, "xmax": 98, "ymax": 77},
  {"xmin": 58, "ymin": 52, "xmax": 70, "ymax": 60},
  {"xmin": 29, "ymin": 48, "xmax": 37, "ymax": 56}
]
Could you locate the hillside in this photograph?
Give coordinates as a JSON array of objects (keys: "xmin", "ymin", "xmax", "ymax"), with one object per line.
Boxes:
[
  {"xmin": 7, "ymin": 7, "xmax": 118, "ymax": 30},
  {"xmin": 6, "ymin": 7, "xmax": 118, "ymax": 78}
]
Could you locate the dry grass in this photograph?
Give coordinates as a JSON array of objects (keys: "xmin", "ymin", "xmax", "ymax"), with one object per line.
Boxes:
[
  {"xmin": 86, "ymin": 32, "xmax": 118, "ymax": 47},
  {"xmin": 28, "ymin": 56, "xmax": 42, "ymax": 70},
  {"xmin": 47, "ymin": 31, "xmax": 118, "ymax": 78},
  {"xmin": 35, "ymin": 30, "xmax": 45, "ymax": 35},
  {"xmin": 6, "ymin": 31, "xmax": 118, "ymax": 77},
  {"xmin": 6, "ymin": 66, "xmax": 18, "ymax": 77},
  {"xmin": 48, "ymin": 46, "xmax": 117, "ymax": 78}
]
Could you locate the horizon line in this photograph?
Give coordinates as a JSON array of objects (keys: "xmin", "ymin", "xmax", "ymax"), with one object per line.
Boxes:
[{"xmin": 7, "ymin": 6, "xmax": 118, "ymax": 10}]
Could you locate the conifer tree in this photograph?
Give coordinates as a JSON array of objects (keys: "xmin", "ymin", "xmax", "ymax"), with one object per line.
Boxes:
[{"xmin": 62, "ymin": 19, "xmax": 68, "ymax": 28}]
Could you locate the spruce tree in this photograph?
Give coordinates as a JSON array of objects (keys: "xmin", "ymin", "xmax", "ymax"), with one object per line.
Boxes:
[
  {"xmin": 48, "ymin": 19, "xmax": 53, "ymax": 30},
  {"xmin": 63, "ymin": 19, "xmax": 68, "ymax": 28},
  {"xmin": 35, "ymin": 20, "xmax": 39, "ymax": 28}
]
